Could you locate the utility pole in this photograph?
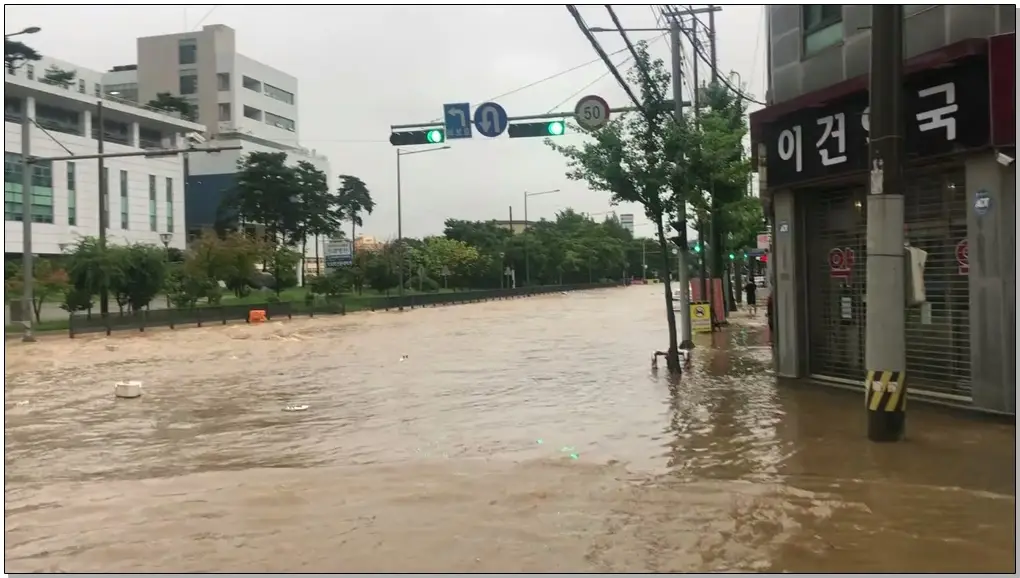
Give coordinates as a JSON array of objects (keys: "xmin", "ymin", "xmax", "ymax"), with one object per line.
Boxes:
[
  {"xmin": 97, "ymin": 100, "xmax": 109, "ymax": 317},
  {"xmin": 396, "ymin": 150, "xmax": 404, "ymax": 309},
  {"xmin": 508, "ymin": 205, "xmax": 513, "ymax": 288},
  {"xmin": 865, "ymin": 5, "xmax": 907, "ymax": 442},
  {"xmin": 20, "ymin": 104, "xmax": 35, "ymax": 342},
  {"xmin": 669, "ymin": 16, "xmax": 694, "ymax": 348}
]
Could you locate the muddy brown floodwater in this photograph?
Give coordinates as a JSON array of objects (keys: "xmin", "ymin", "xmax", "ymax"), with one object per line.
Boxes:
[{"xmin": 4, "ymin": 286, "xmax": 1016, "ymax": 572}]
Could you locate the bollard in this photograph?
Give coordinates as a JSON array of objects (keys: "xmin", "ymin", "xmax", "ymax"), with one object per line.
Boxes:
[{"xmin": 865, "ymin": 370, "xmax": 906, "ymax": 442}]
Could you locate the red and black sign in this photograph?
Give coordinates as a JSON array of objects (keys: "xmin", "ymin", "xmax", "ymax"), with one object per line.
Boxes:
[
  {"xmin": 761, "ymin": 55, "xmax": 990, "ymax": 188},
  {"xmin": 829, "ymin": 247, "xmax": 856, "ymax": 281},
  {"xmin": 989, "ymin": 32, "xmax": 1015, "ymax": 148},
  {"xmin": 956, "ymin": 239, "xmax": 969, "ymax": 276}
]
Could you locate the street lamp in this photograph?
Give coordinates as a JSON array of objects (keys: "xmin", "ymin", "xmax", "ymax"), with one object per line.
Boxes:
[
  {"xmin": 4, "ymin": 26, "xmax": 41, "ymax": 39},
  {"xmin": 395, "ymin": 145, "xmax": 450, "ymax": 310},
  {"xmin": 523, "ymin": 188, "xmax": 560, "ymax": 286}
]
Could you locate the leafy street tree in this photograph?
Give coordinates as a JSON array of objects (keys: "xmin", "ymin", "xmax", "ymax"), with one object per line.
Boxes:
[
  {"xmin": 111, "ymin": 244, "xmax": 169, "ymax": 312},
  {"xmin": 336, "ymin": 175, "xmax": 376, "ymax": 245},
  {"xmin": 4, "ymin": 260, "xmax": 70, "ymax": 322},
  {"xmin": 146, "ymin": 92, "xmax": 196, "ymax": 120},
  {"xmin": 291, "ymin": 161, "xmax": 335, "ymax": 283},
  {"xmin": 547, "ymin": 41, "xmax": 694, "ymax": 374},
  {"xmin": 42, "ymin": 65, "xmax": 76, "ymax": 89},
  {"xmin": 183, "ymin": 231, "xmax": 264, "ymax": 299},
  {"xmin": 4, "ymin": 38, "xmax": 41, "ymax": 72}
]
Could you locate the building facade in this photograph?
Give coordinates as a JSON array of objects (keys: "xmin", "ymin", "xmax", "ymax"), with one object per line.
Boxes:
[
  {"xmin": 106, "ymin": 25, "xmax": 329, "ymax": 234},
  {"xmin": 751, "ymin": 6, "xmax": 1015, "ymax": 414},
  {"xmin": 4, "ymin": 68, "xmax": 206, "ymax": 257}
]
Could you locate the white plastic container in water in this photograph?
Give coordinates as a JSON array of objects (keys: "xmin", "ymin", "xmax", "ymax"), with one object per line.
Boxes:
[{"xmin": 115, "ymin": 381, "xmax": 143, "ymax": 399}]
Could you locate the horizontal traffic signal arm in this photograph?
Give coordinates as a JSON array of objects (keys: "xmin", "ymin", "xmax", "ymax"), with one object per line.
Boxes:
[
  {"xmin": 507, "ymin": 121, "xmax": 566, "ymax": 139},
  {"xmin": 389, "ymin": 129, "xmax": 446, "ymax": 146}
]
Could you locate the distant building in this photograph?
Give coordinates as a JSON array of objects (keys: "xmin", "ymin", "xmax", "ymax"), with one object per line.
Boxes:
[
  {"xmin": 5, "ymin": 58, "xmax": 205, "ymax": 257},
  {"xmin": 102, "ymin": 25, "xmax": 330, "ymax": 235},
  {"xmin": 620, "ymin": 213, "xmax": 634, "ymax": 235},
  {"xmin": 492, "ymin": 220, "xmax": 532, "ymax": 235},
  {"xmin": 354, "ymin": 235, "xmax": 384, "ymax": 252}
]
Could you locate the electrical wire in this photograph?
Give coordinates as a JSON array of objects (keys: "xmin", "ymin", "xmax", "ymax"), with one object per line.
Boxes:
[
  {"xmin": 677, "ymin": 4, "xmax": 765, "ymax": 105},
  {"xmin": 191, "ymin": 5, "xmax": 219, "ymax": 30},
  {"xmin": 29, "ymin": 119, "xmax": 74, "ymax": 155},
  {"xmin": 565, "ymin": 5, "xmax": 648, "ymax": 119},
  {"xmin": 605, "ymin": 5, "xmax": 664, "ymax": 105}
]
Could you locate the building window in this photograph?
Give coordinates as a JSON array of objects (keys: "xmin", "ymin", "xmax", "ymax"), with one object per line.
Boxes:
[
  {"xmin": 149, "ymin": 174, "xmax": 158, "ymax": 231},
  {"xmin": 165, "ymin": 177, "xmax": 174, "ymax": 233},
  {"xmin": 26, "ymin": 64, "xmax": 34, "ymax": 80},
  {"xmin": 35, "ymin": 103, "xmax": 83, "ymax": 137},
  {"xmin": 217, "ymin": 72, "xmax": 230, "ymax": 91},
  {"xmin": 179, "ymin": 73, "xmax": 198, "ymax": 95},
  {"xmin": 77, "ymin": 79, "xmax": 86, "ymax": 94},
  {"xmin": 178, "ymin": 39, "xmax": 197, "ymax": 65},
  {"xmin": 139, "ymin": 126, "xmax": 164, "ymax": 150},
  {"xmin": 120, "ymin": 170, "xmax": 129, "ymax": 229},
  {"xmin": 265, "ymin": 111, "xmax": 296, "ymax": 132},
  {"xmin": 4, "ymin": 152, "xmax": 54, "ymax": 224},
  {"xmin": 802, "ymin": 5, "xmax": 842, "ymax": 56},
  {"xmin": 92, "ymin": 116, "xmax": 130, "ymax": 145},
  {"xmin": 264, "ymin": 83, "xmax": 295, "ymax": 105},
  {"xmin": 4, "ymin": 97, "xmax": 22, "ymax": 123},
  {"xmin": 67, "ymin": 161, "xmax": 77, "ymax": 226},
  {"xmin": 94, "ymin": 83, "xmax": 101, "ymax": 97},
  {"xmin": 218, "ymin": 102, "xmax": 231, "ymax": 121},
  {"xmin": 241, "ymin": 75, "xmax": 262, "ymax": 92},
  {"xmin": 242, "ymin": 105, "xmax": 262, "ymax": 121}
]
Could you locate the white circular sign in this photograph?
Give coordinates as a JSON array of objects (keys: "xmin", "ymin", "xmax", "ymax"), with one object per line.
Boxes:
[{"xmin": 574, "ymin": 94, "xmax": 611, "ymax": 130}]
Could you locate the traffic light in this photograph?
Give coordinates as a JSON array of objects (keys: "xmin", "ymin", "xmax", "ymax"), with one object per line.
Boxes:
[
  {"xmin": 668, "ymin": 221, "xmax": 687, "ymax": 249},
  {"xmin": 508, "ymin": 121, "xmax": 566, "ymax": 139},
  {"xmin": 728, "ymin": 252, "xmax": 735, "ymax": 260},
  {"xmin": 389, "ymin": 128, "xmax": 446, "ymax": 146},
  {"xmin": 693, "ymin": 243, "xmax": 702, "ymax": 253}
]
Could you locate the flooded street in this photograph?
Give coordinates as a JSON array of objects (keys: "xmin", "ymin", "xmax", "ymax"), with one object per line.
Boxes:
[{"xmin": 4, "ymin": 286, "xmax": 1015, "ymax": 572}]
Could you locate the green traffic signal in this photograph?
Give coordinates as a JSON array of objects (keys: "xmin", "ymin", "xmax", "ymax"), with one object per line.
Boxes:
[
  {"xmin": 547, "ymin": 121, "xmax": 565, "ymax": 136},
  {"xmin": 728, "ymin": 252, "xmax": 735, "ymax": 260},
  {"xmin": 426, "ymin": 129, "xmax": 445, "ymax": 144},
  {"xmin": 693, "ymin": 244, "xmax": 702, "ymax": 253}
]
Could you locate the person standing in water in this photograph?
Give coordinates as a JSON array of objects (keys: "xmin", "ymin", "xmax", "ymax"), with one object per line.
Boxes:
[{"xmin": 744, "ymin": 280, "xmax": 758, "ymax": 316}]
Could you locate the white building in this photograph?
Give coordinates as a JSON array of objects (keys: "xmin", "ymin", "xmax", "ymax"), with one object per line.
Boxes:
[
  {"xmin": 4, "ymin": 65, "xmax": 206, "ymax": 256},
  {"xmin": 103, "ymin": 24, "xmax": 330, "ymax": 236}
]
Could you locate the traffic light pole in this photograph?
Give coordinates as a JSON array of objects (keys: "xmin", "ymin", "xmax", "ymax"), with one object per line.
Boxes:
[
  {"xmin": 389, "ymin": 103, "xmax": 686, "ymax": 131},
  {"xmin": 395, "ymin": 146, "xmax": 450, "ymax": 310},
  {"xmin": 670, "ymin": 19, "xmax": 693, "ymax": 348}
]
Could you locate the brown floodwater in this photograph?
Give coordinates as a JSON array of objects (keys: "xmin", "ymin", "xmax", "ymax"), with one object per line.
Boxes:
[{"xmin": 3, "ymin": 286, "xmax": 1015, "ymax": 572}]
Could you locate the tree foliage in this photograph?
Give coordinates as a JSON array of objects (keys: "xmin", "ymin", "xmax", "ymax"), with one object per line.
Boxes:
[
  {"xmin": 42, "ymin": 65, "xmax": 76, "ymax": 89},
  {"xmin": 146, "ymin": 92, "xmax": 196, "ymax": 120},
  {"xmin": 5, "ymin": 259, "xmax": 70, "ymax": 322},
  {"xmin": 336, "ymin": 174, "xmax": 375, "ymax": 236},
  {"xmin": 4, "ymin": 38, "xmax": 41, "ymax": 72}
]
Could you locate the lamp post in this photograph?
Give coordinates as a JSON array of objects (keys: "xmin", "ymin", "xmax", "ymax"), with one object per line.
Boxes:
[
  {"xmin": 522, "ymin": 188, "xmax": 560, "ymax": 286},
  {"xmin": 395, "ymin": 145, "xmax": 449, "ymax": 310},
  {"xmin": 159, "ymin": 233, "xmax": 172, "ymax": 307},
  {"xmin": 4, "ymin": 26, "xmax": 41, "ymax": 39}
]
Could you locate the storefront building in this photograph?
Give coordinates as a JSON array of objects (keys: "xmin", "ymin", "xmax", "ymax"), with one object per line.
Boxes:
[{"xmin": 751, "ymin": 7, "xmax": 1015, "ymax": 414}]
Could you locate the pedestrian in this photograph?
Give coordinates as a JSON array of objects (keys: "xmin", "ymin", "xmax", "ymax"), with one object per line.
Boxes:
[{"xmin": 744, "ymin": 280, "xmax": 758, "ymax": 316}]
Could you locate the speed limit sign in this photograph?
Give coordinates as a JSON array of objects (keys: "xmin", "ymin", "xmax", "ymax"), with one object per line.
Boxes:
[{"xmin": 574, "ymin": 94, "xmax": 611, "ymax": 130}]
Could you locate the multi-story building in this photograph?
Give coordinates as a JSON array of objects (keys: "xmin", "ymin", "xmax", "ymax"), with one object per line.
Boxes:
[
  {"xmin": 751, "ymin": 6, "xmax": 1015, "ymax": 414},
  {"xmin": 103, "ymin": 24, "xmax": 330, "ymax": 235},
  {"xmin": 4, "ymin": 59, "xmax": 206, "ymax": 258}
]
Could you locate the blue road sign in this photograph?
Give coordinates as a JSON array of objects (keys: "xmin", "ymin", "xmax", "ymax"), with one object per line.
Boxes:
[
  {"xmin": 473, "ymin": 101, "xmax": 508, "ymax": 138},
  {"xmin": 444, "ymin": 102, "xmax": 472, "ymax": 139}
]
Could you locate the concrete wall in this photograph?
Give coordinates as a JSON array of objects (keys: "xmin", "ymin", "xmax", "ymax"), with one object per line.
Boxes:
[
  {"xmin": 233, "ymin": 53, "xmax": 299, "ymax": 142},
  {"xmin": 768, "ymin": 5, "xmax": 1016, "ymax": 104},
  {"xmin": 965, "ymin": 155, "xmax": 1016, "ymax": 414},
  {"xmin": 7, "ymin": 55, "xmax": 105, "ymax": 98}
]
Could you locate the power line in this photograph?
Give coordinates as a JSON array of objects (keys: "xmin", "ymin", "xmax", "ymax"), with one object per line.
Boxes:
[
  {"xmin": 605, "ymin": 5, "xmax": 664, "ymax": 105},
  {"xmin": 675, "ymin": 4, "xmax": 765, "ymax": 105},
  {"xmin": 566, "ymin": 5, "xmax": 649, "ymax": 119},
  {"xmin": 29, "ymin": 119, "xmax": 73, "ymax": 156},
  {"xmin": 191, "ymin": 5, "xmax": 219, "ymax": 30}
]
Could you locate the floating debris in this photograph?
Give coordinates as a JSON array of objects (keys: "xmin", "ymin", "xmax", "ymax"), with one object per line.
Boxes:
[{"xmin": 283, "ymin": 404, "xmax": 309, "ymax": 412}]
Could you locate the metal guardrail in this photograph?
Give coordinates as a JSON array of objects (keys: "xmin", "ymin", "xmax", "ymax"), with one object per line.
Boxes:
[{"xmin": 66, "ymin": 282, "xmax": 623, "ymax": 337}]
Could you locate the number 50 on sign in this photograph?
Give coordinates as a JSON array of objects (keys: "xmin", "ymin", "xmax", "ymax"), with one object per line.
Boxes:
[{"xmin": 574, "ymin": 94, "xmax": 611, "ymax": 130}]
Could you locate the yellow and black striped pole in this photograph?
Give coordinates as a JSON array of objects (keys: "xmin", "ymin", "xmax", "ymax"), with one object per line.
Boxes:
[{"xmin": 865, "ymin": 370, "xmax": 906, "ymax": 442}]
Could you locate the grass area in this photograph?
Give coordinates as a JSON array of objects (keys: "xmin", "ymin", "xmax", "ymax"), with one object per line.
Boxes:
[{"xmin": 5, "ymin": 318, "xmax": 70, "ymax": 334}]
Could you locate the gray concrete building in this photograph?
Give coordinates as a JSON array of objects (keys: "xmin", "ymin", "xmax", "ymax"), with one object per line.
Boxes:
[{"xmin": 751, "ymin": 6, "xmax": 1015, "ymax": 414}]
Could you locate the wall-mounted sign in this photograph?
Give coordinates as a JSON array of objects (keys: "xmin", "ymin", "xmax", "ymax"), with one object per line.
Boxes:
[
  {"xmin": 974, "ymin": 189, "xmax": 991, "ymax": 216},
  {"xmin": 762, "ymin": 55, "xmax": 990, "ymax": 188},
  {"xmin": 829, "ymin": 247, "xmax": 856, "ymax": 281},
  {"xmin": 956, "ymin": 239, "xmax": 969, "ymax": 275}
]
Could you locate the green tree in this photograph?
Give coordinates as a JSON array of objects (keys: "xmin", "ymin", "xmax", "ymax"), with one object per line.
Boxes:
[
  {"xmin": 264, "ymin": 245, "xmax": 301, "ymax": 294},
  {"xmin": 291, "ymin": 161, "xmax": 335, "ymax": 284},
  {"xmin": 109, "ymin": 244, "xmax": 168, "ymax": 312},
  {"xmin": 336, "ymin": 174, "xmax": 375, "ymax": 243},
  {"xmin": 183, "ymin": 231, "xmax": 263, "ymax": 298},
  {"xmin": 362, "ymin": 245, "xmax": 400, "ymax": 294},
  {"xmin": 547, "ymin": 41, "xmax": 694, "ymax": 374},
  {"xmin": 4, "ymin": 259, "xmax": 70, "ymax": 322},
  {"xmin": 42, "ymin": 65, "xmax": 76, "ymax": 89},
  {"xmin": 65, "ymin": 237, "xmax": 122, "ymax": 314},
  {"xmin": 4, "ymin": 38, "xmax": 41, "ymax": 72},
  {"xmin": 146, "ymin": 92, "xmax": 196, "ymax": 120}
]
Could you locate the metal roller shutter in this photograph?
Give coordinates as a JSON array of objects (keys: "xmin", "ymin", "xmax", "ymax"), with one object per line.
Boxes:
[
  {"xmin": 803, "ymin": 186, "xmax": 868, "ymax": 383},
  {"xmin": 903, "ymin": 167, "xmax": 971, "ymax": 400}
]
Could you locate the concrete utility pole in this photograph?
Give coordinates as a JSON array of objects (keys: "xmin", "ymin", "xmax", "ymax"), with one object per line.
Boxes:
[
  {"xmin": 20, "ymin": 104, "xmax": 35, "ymax": 342},
  {"xmin": 865, "ymin": 5, "xmax": 907, "ymax": 442},
  {"xmin": 669, "ymin": 17, "xmax": 694, "ymax": 348},
  {"xmin": 395, "ymin": 145, "xmax": 450, "ymax": 310},
  {"xmin": 97, "ymin": 100, "xmax": 109, "ymax": 316}
]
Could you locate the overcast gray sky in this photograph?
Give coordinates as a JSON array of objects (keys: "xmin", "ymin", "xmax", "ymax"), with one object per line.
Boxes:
[{"xmin": 4, "ymin": 4, "xmax": 766, "ymax": 240}]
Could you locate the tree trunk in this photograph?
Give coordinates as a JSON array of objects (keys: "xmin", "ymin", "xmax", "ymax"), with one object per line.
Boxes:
[
  {"xmin": 315, "ymin": 234, "xmax": 321, "ymax": 277},
  {"xmin": 300, "ymin": 236, "xmax": 307, "ymax": 287},
  {"xmin": 654, "ymin": 219, "xmax": 682, "ymax": 375}
]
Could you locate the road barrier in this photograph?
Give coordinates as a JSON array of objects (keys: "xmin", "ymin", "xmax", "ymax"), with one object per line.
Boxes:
[{"xmin": 66, "ymin": 282, "xmax": 623, "ymax": 338}]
